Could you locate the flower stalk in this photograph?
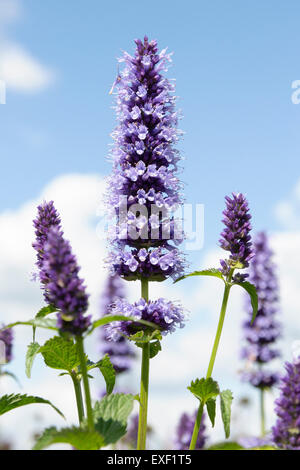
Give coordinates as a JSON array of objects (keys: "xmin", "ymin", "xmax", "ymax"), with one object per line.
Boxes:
[{"xmin": 76, "ymin": 336, "xmax": 94, "ymax": 431}]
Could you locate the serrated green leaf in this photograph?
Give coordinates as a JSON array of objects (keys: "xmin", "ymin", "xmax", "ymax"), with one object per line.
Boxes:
[
  {"xmin": 207, "ymin": 441, "xmax": 245, "ymax": 450},
  {"xmin": 93, "ymin": 393, "xmax": 135, "ymax": 445},
  {"xmin": 39, "ymin": 336, "xmax": 81, "ymax": 372},
  {"xmin": 206, "ymin": 398, "xmax": 216, "ymax": 427},
  {"xmin": 0, "ymin": 394, "xmax": 64, "ymax": 418},
  {"xmin": 149, "ymin": 340, "xmax": 161, "ymax": 359},
  {"xmin": 174, "ymin": 269, "xmax": 225, "ymax": 284},
  {"xmin": 33, "ymin": 426, "xmax": 105, "ymax": 450},
  {"xmin": 88, "ymin": 355, "xmax": 116, "ymax": 395},
  {"xmin": 220, "ymin": 389, "xmax": 233, "ymax": 438},
  {"xmin": 188, "ymin": 377, "xmax": 220, "ymax": 403},
  {"xmin": 25, "ymin": 342, "xmax": 40, "ymax": 378},
  {"xmin": 234, "ymin": 281, "xmax": 258, "ymax": 324},
  {"xmin": 35, "ymin": 305, "xmax": 57, "ymax": 319}
]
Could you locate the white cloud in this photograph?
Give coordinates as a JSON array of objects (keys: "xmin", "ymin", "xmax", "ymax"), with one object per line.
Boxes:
[
  {"xmin": 2, "ymin": 173, "xmax": 300, "ymax": 449},
  {"xmin": 0, "ymin": 0, "xmax": 55, "ymax": 93}
]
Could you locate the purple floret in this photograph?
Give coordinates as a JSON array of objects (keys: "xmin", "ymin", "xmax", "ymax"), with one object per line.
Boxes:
[
  {"xmin": 175, "ymin": 410, "xmax": 206, "ymax": 450},
  {"xmin": 105, "ymin": 297, "xmax": 185, "ymax": 341},
  {"xmin": 219, "ymin": 193, "xmax": 253, "ymax": 279},
  {"xmin": 241, "ymin": 232, "xmax": 281, "ymax": 389},
  {"xmin": 0, "ymin": 327, "xmax": 13, "ymax": 363},
  {"xmin": 42, "ymin": 226, "xmax": 91, "ymax": 335},
  {"xmin": 272, "ymin": 359, "xmax": 300, "ymax": 450},
  {"xmin": 99, "ymin": 275, "xmax": 135, "ymax": 374},
  {"xmin": 105, "ymin": 36, "xmax": 185, "ymax": 281}
]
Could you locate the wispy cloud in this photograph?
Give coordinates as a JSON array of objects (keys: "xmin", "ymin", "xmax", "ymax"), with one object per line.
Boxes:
[{"xmin": 0, "ymin": 0, "xmax": 55, "ymax": 93}]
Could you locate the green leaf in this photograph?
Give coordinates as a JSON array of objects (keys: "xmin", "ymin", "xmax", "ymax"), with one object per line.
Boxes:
[
  {"xmin": 0, "ymin": 317, "xmax": 58, "ymax": 332},
  {"xmin": 234, "ymin": 281, "xmax": 258, "ymax": 324},
  {"xmin": 39, "ymin": 336, "xmax": 81, "ymax": 372},
  {"xmin": 93, "ymin": 393, "xmax": 135, "ymax": 445},
  {"xmin": 220, "ymin": 389, "xmax": 233, "ymax": 439},
  {"xmin": 149, "ymin": 340, "xmax": 161, "ymax": 359},
  {"xmin": 87, "ymin": 355, "xmax": 116, "ymax": 395},
  {"xmin": 33, "ymin": 426, "xmax": 105, "ymax": 450},
  {"xmin": 250, "ymin": 445, "xmax": 278, "ymax": 450},
  {"xmin": 35, "ymin": 305, "xmax": 57, "ymax": 319},
  {"xmin": 207, "ymin": 441, "xmax": 245, "ymax": 450},
  {"xmin": 174, "ymin": 269, "xmax": 225, "ymax": 284},
  {"xmin": 87, "ymin": 315, "xmax": 159, "ymax": 336},
  {"xmin": 25, "ymin": 342, "xmax": 41, "ymax": 378},
  {"xmin": 206, "ymin": 398, "xmax": 216, "ymax": 427},
  {"xmin": 188, "ymin": 377, "xmax": 220, "ymax": 404},
  {"xmin": 0, "ymin": 394, "xmax": 64, "ymax": 418}
]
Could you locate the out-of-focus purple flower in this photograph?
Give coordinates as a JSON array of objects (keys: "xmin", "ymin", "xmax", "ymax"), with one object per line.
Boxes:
[
  {"xmin": 42, "ymin": 226, "xmax": 91, "ymax": 335},
  {"xmin": 238, "ymin": 435, "xmax": 272, "ymax": 449},
  {"xmin": 219, "ymin": 193, "xmax": 253, "ymax": 280},
  {"xmin": 0, "ymin": 327, "xmax": 13, "ymax": 363},
  {"xmin": 241, "ymin": 232, "xmax": 281, "ymax": 389},
  {"xmin": 105, "ymin": 297, "xmax": 185, "ymax": 341},
  {"xmin": 105, "ymin": 36, "xmax": 185, "ymax": 282},
  {"xmin": 175, "ymin": 410, "xmax": 206, "ymax": 450},
  {"xmin": 272, "ymin": 358, "xmax": 300, "ymax": 450},
  {"xmin": 32, "ymin": 201, "xmax": 62, "ymax": 273},
  {"xmin": 99, "ymin": 275, "xmax": 135, "ymax": 374}
]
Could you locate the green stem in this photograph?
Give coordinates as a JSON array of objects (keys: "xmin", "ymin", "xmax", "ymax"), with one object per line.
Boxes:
[
  {"xmin": 189, "ymin": 270, "xmax": 233, "ymax": 450},
  {"xmin": 71, "ymin": 372, "xmax": 85, "ymax": 425},
  {"xmin": 260, "ymin": 388, "xmax": 266, "ymax": 437},
  {"xmin": 76, "ymin": 335, "xmax": 94, "ymax": 430},
  {"xmin": 137, "ymin": 278, "xmax": 150, "ymax": 450}
]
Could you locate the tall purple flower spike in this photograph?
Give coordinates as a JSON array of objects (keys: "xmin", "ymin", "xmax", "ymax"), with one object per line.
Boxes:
[
  {"xmin": 42, "ymin": 226, "xmax": 91, "ymax": 335},
  {"xmin": 241, "ymin": 232, "xmax": 281, "ymax": 389},
  {"xmin": 99, "ymin": 275, "xmax": 135, "ymax": 373},
  {"xmin": 105, "ymin": 297, "xmax": 185, "ymax": 341},
  {"xmin": 105, "ymin": 36, "xmax": 185, "ymax": 282},
  {"xmin": 272, "ymin": 357, "xmax": 300, "ymax": 449},
  {"xmin": 175, "ymin": 410, "xmax": 206, "ymax": 450},
  {"xmin": 32, "ymin": 201, "xmax": 62, "ymax": 273},
  {"xmin": 0, "ymin": 327, "xmax": 13, "ymax": 363},
  {"xmin": 219, "ymin": 193, "xmax": 253, "ymax": 281}
]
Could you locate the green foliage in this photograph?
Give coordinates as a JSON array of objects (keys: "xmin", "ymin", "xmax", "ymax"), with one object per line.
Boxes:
[
  {"xmin": 220, "ymin": 389, "xmax": 233, "ymax": 438},
  {"xmin": 1, "ymin": 317, "xmax": 58, "ymax": 332},
  {"xmin": 39, "ymin": 336, "xmax": 81, "ymax": 372},
  {"xmin": 234, "ymin": 281, "xmax": 258, "ymax": 324},
  {"xmin": 88, "ymin": 315, "xmax": 159, "ymax": 336},
  {"xmin": 174, "ymin": 269, "xmax": 225, "ymax": 284},
  {"xmin": 87, "ymin": 355, "xmax": 116, "ymax": 395},
  {"xmin": 188, "ymin": 378, "xmax": 220, "ymax": 403},
  {"xmin": 35, "ymin": 305, "xmax": 57, "ymax": 319},
  {"xmin": 206, "ymin": 398, "xmax": 216, "ymax": 427},
  {"xmin": 25, "ymin": 342, "xmax": 41, "ymax": 378},
  {"xmin": 207, "ymin": 441, "xmax": 245, "ymax": 450},
  {"xmin": 149, "ymin": 340, "xmax": 162, "ymax": 359},
  {"xmin": 0, "ymin": 394, "xmax": 64, "ymax": 418},
  {"xmin": 93, "ymin": 393, "xmax": 135, "ymax": 445},
  {"xmin": 33, "ymin": 426, "xmax": 105, "ymax": 450}
]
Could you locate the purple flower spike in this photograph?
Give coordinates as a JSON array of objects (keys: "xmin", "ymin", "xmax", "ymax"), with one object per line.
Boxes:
[
  {"xmin": 175, "ymin": 411, "xmax": 206, "ymax": 450},
  {"xmin": 105, "ymin": 298, "xmax": 185, "ymax": 341},
  {"xmin": 272, "ymin": 358, "xmax": 300, "ymax": 449},
  {"xmin": 99, "ymin": 275, "xmax": 135, "ymax": 374},
  {"xmin": 0, "ymin": 327, "xmax": 13, "ymax": 363},
  {"xmin": 219, "ymin": 193, "xmax": 253, "ymax": 278},
  {"xmin": 241, "ymin": 232, "xmax": 281, "ymax": 389},
  {"xmin": 32, "ymin": 200, "xmax": 62, "ymax": 275},
  {"xmin": 105, "ymin": 37, "xmax": 185, "ymax": 281},
  {"xmin": 42, "ymin": 226, "xmax": 90, "ymax": 335}
]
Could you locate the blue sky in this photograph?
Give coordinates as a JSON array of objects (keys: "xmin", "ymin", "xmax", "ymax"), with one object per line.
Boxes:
[
  {"xmin": 1, "ymin": 0, "xmax": 300, "ymax": 448},
  {"xmin": 1, "ymin": 0, "xmax": 300, "ymax": 251}
]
